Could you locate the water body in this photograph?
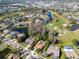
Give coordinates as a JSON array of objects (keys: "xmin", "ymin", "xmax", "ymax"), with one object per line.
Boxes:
[
  {"xmin": 70, "ymin": 24, "xmax": 79, "ymax": 31},
  {"xmin": 13, "ymin": 27, "xmax": 28, "ymax": 33},
  {"xmin": 13, "ymin": 27, "xmax": 29, "ymax": 39}
]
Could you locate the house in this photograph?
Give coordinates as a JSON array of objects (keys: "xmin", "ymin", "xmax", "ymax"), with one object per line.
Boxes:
[
  {"xmin": 64, "ymin": 46, "xmax": 79, "ymax": 59},
  {"xmin": 35, "ymin": 19, "xmax": 43, "ymax": 26},
  {"xmin": 11, "ymin": 31, "xmax": 25, "ymax": 39},
  {"xmin": 43, "ymin": 19, "xmax": 49, "ymax": 24},
  {"xmin": 67, "ymin": 15, "xmax": 72, "ymax": 20},
  {"xmin": 35, "ymin": 40, "xmax": 45, "ymax": 49},
  {"xmin": 7, "ymin": 53, "xmax": 20, "ymax": 59},
  {"xmin": 73, "ymin": 5, "xmax": 79, "ymax": 11},
  {"xmin": 3, "ymin": 29, "xmax": 10, "ymax": 35},
  {"xmin": 30, "ymin": 56, "xmax": 41, "ymax": 59},
  {"xmin": 10, "ymin": 31, "xmax": 19, "ymax": 38},
  {"xmin": 76, "ymin": 18, "xmax": 79, "ymax": 24},
  {"xmin": 10, "ymin": 31, "xmax": 18, "ymax": 36},
  {"xmin": 0, "ymin": 29, "xmax": 3, "ymax": 33},
  {"xmin": 0, "ymin": 20, "xmax": 4, "ymax": 24},
  {"xmin": 26, "ymin": 55, "xmax": 40, "ymax": 59},
  {"xmin": 25, "ymin": 37, "xmax": 35, "ymax": 46},
  {"xmin": 4, "ymin": 19, "xmax": 11, "ymax": 25},
  {"xmin": 17, "ymin": 33, "xmax": 25, "ymax": 39},
  {"xmin": 47, "ymin": 45, "xmax": 60, "ymax": 59}
]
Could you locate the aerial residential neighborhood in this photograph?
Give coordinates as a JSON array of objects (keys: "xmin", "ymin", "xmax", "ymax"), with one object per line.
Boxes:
[{"xmin": 0, "ymin": 0, "xmax": 79, "ymax": 59}]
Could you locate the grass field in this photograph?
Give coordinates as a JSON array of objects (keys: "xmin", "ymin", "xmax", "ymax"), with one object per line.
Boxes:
[
  {"xmin": 46, "ymin": 18, "xmax": 65, "ymax": 31},
  {"xmin": 58, "ymin": 30, "xmax": 79, "ymax": 46},
  {"xmin": 46, "ymin": 11, "xmax": 66, "ymax": 31}
]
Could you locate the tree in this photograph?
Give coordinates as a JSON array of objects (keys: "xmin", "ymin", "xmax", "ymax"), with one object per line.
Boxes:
[
  {"xmin": 17, "ymin": 33, "xmax": 25, "ymax": 43},
  {"xmin": 36, "ymin": 33, "xmax": 42, "ymax": 40},
  {"xmin": 48, "ymin": 31, "xmax": 59, "ymax": 44},
  {"xmin": 52, "ymin": 37, "xmax": 59, "ymax": 44},
  {"xmin": 41, "ymin": 27, "xmax": 49, "ymax": 41},
  {"xmin": 72, "ymin": 39, "xmax": 79, "ymax": 46},
  {"xmin": 28, "ymin": 23, "xmax": 37, "ymax": 36}
]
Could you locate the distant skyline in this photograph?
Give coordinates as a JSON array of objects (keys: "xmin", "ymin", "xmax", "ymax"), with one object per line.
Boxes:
[{"xmin": 0, "ymin": 0, "xmax": 79, "ymax": 4}]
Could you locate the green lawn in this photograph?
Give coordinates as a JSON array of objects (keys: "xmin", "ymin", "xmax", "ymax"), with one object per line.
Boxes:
[
  {"xmin": 46, "ymin": 19, "xmax": 64, "ymax": 32},
  {"xmin": 58, "ymin": 30, "xmax": 79, "ymax": 46},
  {"xmin": 46, "ymin": 23, "xmax": 54, "ymax": 30},
  {"xmin": 46, "ymin": 16, "xmax": 65, "ymax": 31},
  {"xmin": 55, "ymin": 18, "xmax": 65, "ymax": 27}
]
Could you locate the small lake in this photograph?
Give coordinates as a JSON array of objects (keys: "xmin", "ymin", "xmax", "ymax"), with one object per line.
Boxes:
[
  {"xmin": 12, "ymin": 27, "xmax": 29, "ymax": 39},
  {"xmin": 13, "ymin": 27, "xmax": 28, "ymax": 33},
  {"xmin": 70, "ymin": 24, "xmax": 79, "ymax": 31}
]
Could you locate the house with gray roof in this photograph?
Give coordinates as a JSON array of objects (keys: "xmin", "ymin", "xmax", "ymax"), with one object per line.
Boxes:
[
  {"xmin": 47, "ymin": 45, "xmax": 60, "ymax": 59},
  {"xmin": 64, "ymin": 46, "xmax": 79, "ymax": 59},
  {"xmin": 25, "ymin": 37, "xmax": 35, "ymax": 45}
]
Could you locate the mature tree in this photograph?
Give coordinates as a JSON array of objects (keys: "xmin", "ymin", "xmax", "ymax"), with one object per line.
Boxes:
[
  {"xmin": 48, "ymin": 31, "xmax": 59, "ymax": 44},
  {"xmin": 72, "ymin": 39, "xmax": 79, "ymax": 46},
  {"xmin": 28, "ymin": 19, "xmax": 49, "ymax": 41},
  {"xmin": 28, "ymin": 22, "xmax": 37, "ymax": 36},
  {"xmin": 52, "ymin": 37, "xmax": 59, "ymax": 44}
]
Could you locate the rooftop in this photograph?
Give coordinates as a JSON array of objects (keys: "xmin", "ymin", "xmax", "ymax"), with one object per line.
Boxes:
[
  {"xmin": 7, "ymin": 53, "xmax": 20, "ymax": 59},
  {"xmin": 47, "ymin": 45, "xmax": 60, "ymax": 58},
  {"xmin": 64, "ymin": 46, "xmax": 79, "ymax": 59},
  {"xmin": 35, "ymin": 40, "xmax": 45, "ymax": 49}
]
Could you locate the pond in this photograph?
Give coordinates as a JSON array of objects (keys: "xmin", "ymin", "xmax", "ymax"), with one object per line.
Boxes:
[
  {"xmin": 70, "ymin": 24, "xmax": 79, "ymax": 31},
  {"xmin": 13, "ymin": 27, "xmax": 28, "ymax": 33},
  {"xmin": 12, "ymin": 27, "xmax": 29, "ymax": 39}
]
